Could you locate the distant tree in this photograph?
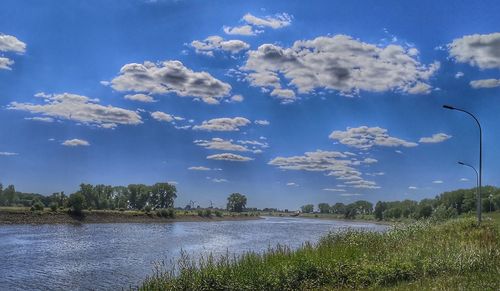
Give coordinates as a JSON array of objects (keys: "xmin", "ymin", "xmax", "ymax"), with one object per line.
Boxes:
[
  {"xmin": 301, "ymin": 204, "xmax": 314, "ymax": 213},
  {"xmin": 2, "ymin": 185, "xmax": 17, "ymax": 206},
  {"xmin": 374, "ymin": 201, "xmax": 387, "ymax": 220},
  {"xmin": 318, "ymin": 203, "xmax": 330, "ymax": 214},
  {"xmin": 331, "ymin": 203, "xmax": 346, "ymax": 214},
  {"xmin": 417, "ymin": 204, "xmax": 433, "ymax": 219},
  {"xmin": 67, "ymin": 193, "xmax": 86, "ymax": 214},
  {"xmin": 227, "ymin": 193, "xmax": 247, "ymax": 212}
]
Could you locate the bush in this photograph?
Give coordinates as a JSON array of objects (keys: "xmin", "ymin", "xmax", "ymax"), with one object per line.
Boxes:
[
  {"xmin": 203, "ymin": 209, "xmax": 212, "ymax": 217},
  {"xmin": 197, "ymin": 210, "xmax": 204, "ymax": 217},
  {"xmin": 67, "ymin": 193, "xmax": 85, "ymax": 214},
  {"xmin": 31, "ymin": 200, "xmax": 45, "ymax": 211},
  {"xmin": 157, "ymin": 208, "xmax": 176, "ymax": 218},
  {"xmin": 215, "ymin": 210, "xmax": 223, "ymax": 217},
  {"xmin": 49, "ymin": 202, "xmax": 58, "ymax": 212},
  {"xmin": 167, "ymin": 208, "xmax": 176, "ymax": 218},
  {"xmin": 144, "ymin": 204, "xmax": 152, "ymax": 213}
]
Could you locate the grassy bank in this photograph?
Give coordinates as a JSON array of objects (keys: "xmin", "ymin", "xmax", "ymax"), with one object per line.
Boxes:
[
  {"xmin": 0, "ymin": 207, "xmax": 261, "ymax": 224},
  {"xmin": 141, "ymin": 215, "xmax": 500, "ymax": 290}
]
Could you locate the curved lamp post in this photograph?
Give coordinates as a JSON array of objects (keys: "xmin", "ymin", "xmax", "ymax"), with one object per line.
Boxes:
[
  {"xmin": 444, "ymin": 105, "xmax": 482, "ymax": 224},
  {"xmin": 458, "ymin": 161, "xmax": 480, "ymax": 217}
]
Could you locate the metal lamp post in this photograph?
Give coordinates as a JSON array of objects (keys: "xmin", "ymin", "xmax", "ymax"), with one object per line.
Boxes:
[
  {"xmin": 444, "ymin": 105, "xmax": 482, "ymax": 224},
  {"xmin": 458, "ymin": 161, "xmax": 480, "ymax": 217}
]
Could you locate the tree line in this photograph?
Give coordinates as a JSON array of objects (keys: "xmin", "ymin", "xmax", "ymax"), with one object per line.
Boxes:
[
  {"xmin": 0, "ymin": 182, "xmax": 177, "ymax": 213},
  {"xmin": 303, "ymin": 185, "xmax": 500, "ymax": 220}
]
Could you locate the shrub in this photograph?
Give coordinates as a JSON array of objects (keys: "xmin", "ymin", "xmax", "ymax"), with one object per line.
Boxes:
[
  {"xmin": 197, "ymin": 210, "xmax": 204, "ymax": 217},
  {"xmin": 167, "ymin": 208, "xmax": 176, "ymax": 218},
  {"xmin": 203, "ymin": 209, "xmax": 212, "ymax": 217},
  {"xmin": 49, "ymin": 202, "xmax": 58, "ymax": 212},
  {"xmin": 215, "ymin": 210, "xmax": 223, "ymax": 217},
  {"xmin": 31, "ymin": 200, "xmax": 45, "ymax": 211},
  {"xmin": 144, "ymin": 205, "xmax": 152, "ymax": 213},
  {"xmin": 67, "ymin": 193, "xmax": 85, "ymax": 214}
]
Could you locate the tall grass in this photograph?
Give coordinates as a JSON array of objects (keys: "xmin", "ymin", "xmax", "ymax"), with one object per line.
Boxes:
[{"xmin": 140, "ymin": 217, "xmax": 500, "ymax": 290}]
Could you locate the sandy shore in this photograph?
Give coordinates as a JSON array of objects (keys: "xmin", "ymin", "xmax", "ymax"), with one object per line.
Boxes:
[{"xmin": 0, "ymin": 209, "xmax": 262, "ymax": 225}]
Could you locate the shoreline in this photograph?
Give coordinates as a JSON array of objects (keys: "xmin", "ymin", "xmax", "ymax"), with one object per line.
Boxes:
[{"xmin": 0, "ymin": 209, "xmax": 262, "ymax": 225}]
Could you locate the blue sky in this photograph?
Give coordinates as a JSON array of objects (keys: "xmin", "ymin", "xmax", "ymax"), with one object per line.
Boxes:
[{"xmin": 1, "ymin": 0, "xmax": 499, "ymax": 209}]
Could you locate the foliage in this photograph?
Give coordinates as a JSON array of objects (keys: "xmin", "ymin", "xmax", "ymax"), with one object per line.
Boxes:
[
  {"xmin": 49, "ymin": 202, "xmax": 58, "ymax": 212},
  {"xmin": 141, "ymin": 218, "xmax": 500, "ymax": 290},
  {"xmin": 227, "ymin": 193, "xmax": 247, "ymax": 212},
  {"xmin": 215, "ymin": 210, "xmax": 223, "ymax": 217},
  {"xmin": 31, "ymin": 200, "xmax": 44, "ymax": 211},
  {"xmin": 67, "ymin": 193, "xmax": 86, "ymax": 214},
  {"xmin": 300, "ymin": 204, "xmax": 314, "ymax": 213},
  {"xmin": 317, "ymin": 203, "xmax": 330, "ymax": 213}
]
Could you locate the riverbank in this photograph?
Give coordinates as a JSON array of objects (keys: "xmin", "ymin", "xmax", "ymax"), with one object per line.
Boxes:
[
  {"xmin": 0, "ymin": 208, "xmax": 261, "ymax": 224},
  {"xmin": 141, "ymin": 214, "xmax": 500, "ymax": 290}
]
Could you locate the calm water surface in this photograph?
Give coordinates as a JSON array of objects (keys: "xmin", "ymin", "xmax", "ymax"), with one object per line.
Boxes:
[{"xmin": 0, "ymin": 217, "xmax": 388, "ymax": 290}]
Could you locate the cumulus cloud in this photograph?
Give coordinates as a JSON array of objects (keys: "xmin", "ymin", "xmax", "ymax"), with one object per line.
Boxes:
[
  {"xmin": 207, "ymin": 153, "xmax": 254, "ymax": 162},
  {"xmin": 286, "ymin": 182, "xmax": 299, "ymax": 186},
  {"xmin": 269, "ymin": 150, "xmax": 379, "ymax": 189},
  {"xmin": 271, "ymin": 88, "xmax": 296, "ymax": 103},
  {"xmin": 62, "ymin": 139, "xmax": 90, "ymax": 147},
  {"xmin": 242, "ymin": 35, "xmax": 439, "ymax": 102},
  {"xmin": 223, "ymin": 25, "xmax": 258, "ymax": 36},
  {"xmin": 0, "ymin": 151, "xmax": 18, "ymax": 156},
  {"xmin": 124, "ymin": 93, "xmax": 157, "ymax": 102},
  {"xmin": 254, "ymin": 119, "xmax": 270, "ymax": 126},
  {"xmin": 0, "ymin": 57, "xmax": 14, "ymax": 70},
  {"xmin": 448, "ymin": 32, "xmax": 500, "ymax": 69},
  {"xmin": 8, "ymin": 93, "xmax": 142, "ymax": 128},
  {"xmin": 460, "ymin": 178, "xmax": 469, "ymax": 182},
  {"xmin": 195, "ymin": 138, "xmax": 251, "ymax": 152},
  {"xmin": 470, "ymin": 79, "xmax": 500, "ymax": 89},
  {"xmin": 408, "ymin": 186, "xmax": 418, "ymax": 190},
  {"xmin": 191, "ymin": 35, "xmax": 250, "ymax": 56},
  {"xmin": 419, "ymin": 133, "xmax": 452, "ymax": 143},
  {"xmin": 229, "ymin": 94, "xmax": 244, "ymax": 102},
  {"xmin": 242, "ymin": 13, "xmax": 292, "ymax": 29},
  {"xmin": 455, "ymin": 72, "xmax": 464, "ymax": 78},
  {"xmin": 329, "ymin": 126, "xmax": 418, "ymax": 150},
  {"xmin": 151, "ymin": 111, "xmax": 184, "ymax": 123},
  {"xmin": 0, "ymin": 33, "xmax": 26, "ymax": 53},
  {"xmin": 108, "ymin": 60, "xmax": 231, "ymax": 104},
  {"xmin": 433, "ymin": 180, "xmax": 444, "ymax": 184},
  {"xmin": 192, "ymin": 117, "xmax": 250, "ymax": 131}
]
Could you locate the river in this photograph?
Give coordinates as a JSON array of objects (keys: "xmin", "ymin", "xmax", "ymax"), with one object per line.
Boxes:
[{"xmin": 0, "ymin": 217, "xmax": 388, "ymax": 290}]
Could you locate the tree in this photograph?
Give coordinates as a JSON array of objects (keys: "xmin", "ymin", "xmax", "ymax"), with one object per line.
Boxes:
[
  {"xmin": 2, "ymin": 185, "xmax": 17, "ymax": 206},
  {"xmin": 318, "ymin": 203, "xmax": 330, "ymax": 214},
  {"xmin": 301, "ymin": 204, "xmax": 314, "ymax": 213},
  {"xmin": 67, "ymin": 193, "xmax": 86, "ymax": 214},
  {"xmin": 331, "ymin": 203, "xmax": 346, "ymax": 214},
  {"xmin": 374, "ymin": 201, "xmax": 387, "ymax": 220},
  {"xmin": 227, "ymin": 193, "xmax": 247, "ymax": 212}
]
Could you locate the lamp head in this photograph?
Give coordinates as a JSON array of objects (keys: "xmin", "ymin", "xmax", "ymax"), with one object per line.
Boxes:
[
  {"xmin": 443, "ymin": 104, "xmax": 455, "ymax": 110},
  {"xmin": 458, "ymin": 161, "xmax": 465, "ymax": 165}
]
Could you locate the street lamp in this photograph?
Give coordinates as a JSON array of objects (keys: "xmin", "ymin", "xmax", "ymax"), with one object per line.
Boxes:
[
  {"xmin": 444, "ymin": 104, "xmax": 482, "ymax": 224},
  {"xmin": 458, "ymin": 161, "xmax": 479, "ymax": 216}
]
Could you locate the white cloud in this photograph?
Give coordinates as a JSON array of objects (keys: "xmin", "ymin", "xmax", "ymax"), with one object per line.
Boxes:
[
  {"xmin": 270, "ymin": 88, "xmax": 296, "ymax": 103},
  {"xmin": 363, "ymin": 158, "xmax": 378, "ymax": 164},
  {"xmin": 460, "ymin": 178, "xmax": 469, "ymax": 182},
  {"xmin": 448, "ymin": 32, "xmax": 500, "ymax": 69},
  {"xmin": 62, "ymin": 139, "xmax": 90, "ymax": 147},
  {"xmin": 229, "ymin": 94, "xmax": 244, "ymax": 102},
  {"xmin": 395, "ymin": 150, "xmax": 403, "ymax": 154},
  {"xmin": 433, "ymin": 180, "xmax": 444, "ymax": 184},
  {"xmin": 419, "ymin": 133, "xmax": 452, "ymax": 143},
  {"xmin": 207, "ymin": 153, "xmax": 254, "ymax": 162},
  {"xmin": 191, "ymin": 35, "xmax": 250, "ymax": 56},
  {"xmin": 0, "ymin": 57, "xmax": 14, "ymax": 70},
  {"xmin": 242, "ymin": 35, "xmax": 439, "ymax": 102},
  {"xmin": 330, "ymin": 126, "xmax": 418, "ymax": 150},
  {"xmin": 0, "ymin": 33, "xmax": 26, "ymax": 54},
  {"xmin": 194, "ymin": 138, "xmax": 251, "ymax": 152},
  {"xmin": 223, "ymin": 25, "xmax": 259, "ymax": 36},
  {"xmin": 455, "ymin": 72, "xmax": 464, "ymax": 78},
  {"xmin": 0, "ymin": 151, "xmax": 18, "ymax": 156},
  {"xmin": 269, "ymin": 150, "xmax": 379, "ymax": 189},
  {"xmin": 286, "ymin": 182, "xmax": 299, "ymax": 187},
  {"xmin": 408, "ymin": 186, "xmax": 418, "ymax": 190},
  {"xmin": 167, "ymin": 181, "xmax": 178, "ymax": 185},
  {"xmin": 192, "ymin": 117, "xmax": 250, "ymax": 131},
  {"xmin": 323, "ymin": 188, "xmax": 346, "ymax": 192},
  {"xmin": 8, "ymin": 93, "xmax": 142, "ymax": 128},
  {"xmin": 188, "ymin": 166, "xmax": 221, "ymax": 171},
  {"xmin": 24, "ymin": 117, "xmax": 55, "ymax": 123},
  {"xmin": 124, "ymin": 93, "xmax": 157, "ymax": 103},
  {"xmin": 242, "ymin": 13, "xmax": 292, "ymax": 29},
  {"xmin": 151, "ymin": 111, "xmax": 184, "ymax": 123},
  {"xmin": 470, "ymin": 79, "xmax": 500, "ymax": 89},
  {"xmin": 108, "ymin": 60, "xmax": 232, "ymax": 104},
  {"xmin": 366, "ymin": 172, "xmax": 385, "ymax": 176},
  {"xmin": 254, "ymin": 119, "xmax": 270, "ymax": 126},
  {"xmin": 212, "ymin": 178, "xmax": 228, "ymax": 183}
]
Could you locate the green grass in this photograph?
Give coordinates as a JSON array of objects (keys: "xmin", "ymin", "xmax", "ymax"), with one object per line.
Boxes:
[{"xmin": 140, "ymin": 216, "xmax": 500, "ymax": 290}]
